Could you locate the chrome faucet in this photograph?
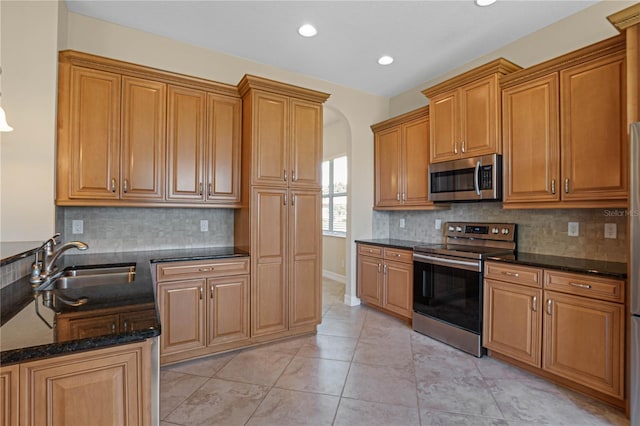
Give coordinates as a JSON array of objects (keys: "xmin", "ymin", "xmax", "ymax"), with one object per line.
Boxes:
[{"xmin": 30, "ymin": 233, "xmax": 89, "ymax": 284}]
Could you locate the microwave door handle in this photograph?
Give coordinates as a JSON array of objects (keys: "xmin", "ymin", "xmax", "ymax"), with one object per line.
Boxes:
[{"xmin": 474, "ymin": 162, "xmax": 481, "ymax": 196}]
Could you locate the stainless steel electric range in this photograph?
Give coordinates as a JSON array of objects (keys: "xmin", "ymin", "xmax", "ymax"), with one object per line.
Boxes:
[{"xmin": 413, "ymin": 222, "xmax": 517, "ymax": 357}]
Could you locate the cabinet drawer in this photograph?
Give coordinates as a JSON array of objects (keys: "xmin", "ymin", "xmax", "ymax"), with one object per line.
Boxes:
[
  {"xmin": 544, "ymin": 270, "xmax": 624, "ymax": 303},
  {"xmin": 358, "ymin": 244, "xmax": 383, "ymax": 258},
  {"xmin": 484, "ymin": 261, "xmax": 543, "ymax": 288},
  {"xmin": 156, "ymin": 257, "xmax": 250, "ymax": 281},
  {"xmin": 383, "ymin": 248, "xmax": 413, "ymax": 264}
]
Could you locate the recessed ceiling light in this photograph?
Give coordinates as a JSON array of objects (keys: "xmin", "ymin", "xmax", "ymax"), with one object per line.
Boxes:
[
  {"xmin": 298, "ymin": 24, "xmax": 318, "ymax": 37},
  {"xmin": 475, "ymin": 0, "xmax": 497, "ymax": 6},
  {"xmin": 378, "ymin": 55, "xmax": 394, "ymax": 66}
]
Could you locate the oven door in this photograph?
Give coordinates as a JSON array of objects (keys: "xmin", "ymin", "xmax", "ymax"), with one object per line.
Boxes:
[{"xmin": 413, "ymin": 252, "xmax": 483, "ymax": 334}]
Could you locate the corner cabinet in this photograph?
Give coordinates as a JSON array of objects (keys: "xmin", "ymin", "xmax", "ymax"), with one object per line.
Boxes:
[
  {"xmin": 155, "ymin": 257, "xmax": 250, "ymax": 364},
  {"xmin": 501, "ymin": 35, "xmax": 627, "ymax": 209},
  {"xmin": 356, "ymin": 244, "xmax": 413, "ymax": 320},
  {"xmin": 483, "ymin": 261, "xmax": 625, "ymax": 407},
  {"xmin": 56, "ymin": 50, "xmax": 241, "ymax": 208},
  {"xmin": 235, "ymin": 75, "xmax": 329, "ymax": 341},
  {"xmin": 372, "ymin": 106, "xmax": 442, "ymax": 210},
  {"xmin": 0, "ymin": 341, "xmax": 151, "ymax": 426},
  {"xmin": 422, "ymin": 58, "xmax": 521, "ymax": 163}
]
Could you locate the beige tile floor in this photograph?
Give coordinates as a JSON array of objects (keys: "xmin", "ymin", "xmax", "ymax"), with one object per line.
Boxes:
[{"xmin": 160, "ymin": 278, "xmax": 629, "ymax": 426}]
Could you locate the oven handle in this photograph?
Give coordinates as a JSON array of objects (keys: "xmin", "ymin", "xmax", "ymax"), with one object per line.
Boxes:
[
  {"xmin": 413, "ymin": 253, "xmax": 481, "ymax": 272},
  {"xmin": 474, "ymin": 161, "xmax": 481, "ymax": 196}
]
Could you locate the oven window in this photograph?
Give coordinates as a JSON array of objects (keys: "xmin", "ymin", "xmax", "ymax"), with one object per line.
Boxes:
[{"xmin": 413, "ymin": 261, "xmax": 482, "ymax": 333}]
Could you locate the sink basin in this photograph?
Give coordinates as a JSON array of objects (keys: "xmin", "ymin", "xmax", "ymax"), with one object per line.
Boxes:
[{"xmin": 52, "ymin": 264, "xmax": 136, "ymax": 289}]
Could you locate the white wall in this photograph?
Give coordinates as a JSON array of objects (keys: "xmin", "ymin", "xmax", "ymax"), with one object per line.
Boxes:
[
  {"xmin": 0, "ymin": 0, "xmax": 63, "ymax": 242},
  {"xmin": 389, "ymin": 1, "xmax": 636, "ymax": 116}
]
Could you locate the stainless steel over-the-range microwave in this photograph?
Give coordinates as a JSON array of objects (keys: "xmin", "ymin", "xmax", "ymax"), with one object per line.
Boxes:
[{"xmin": 428, "ymin": 154, "xmax": 502, "ymax": 202}]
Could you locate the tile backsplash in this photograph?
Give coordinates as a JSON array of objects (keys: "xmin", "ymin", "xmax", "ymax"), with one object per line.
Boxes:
[
  {"xmin": 56, "ymin": 207, "xmax": 234, "ymax": 253},
  {"xmin": 374, "ymin": 203, "xmax": 628, "ymax": 263}
]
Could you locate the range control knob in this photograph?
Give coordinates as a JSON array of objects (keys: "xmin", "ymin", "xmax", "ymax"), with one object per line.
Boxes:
[
  {"xmin": 502, "ymin": 228, "xmax": 510, "ymax": 235},
  {"xmin": 456, "ymin": 226, "xmax": 463, "ymax": 232},
  {"xmin": 448, "ymin": 226, "xmax": 455, "ymax": 232},
  {"xmin": 492, "ymin": 227, "xmax": 499, "ymax": 234}
]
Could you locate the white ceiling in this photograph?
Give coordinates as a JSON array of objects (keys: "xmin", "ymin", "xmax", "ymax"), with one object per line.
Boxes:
[{"xmin": 64, "ymin": 0, "xmax": 599, "ymax": 98}]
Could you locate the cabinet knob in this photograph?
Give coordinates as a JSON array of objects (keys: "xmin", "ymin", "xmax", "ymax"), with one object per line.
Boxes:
[
  {"xmin": 199, "ymin": 287, "xmax": 203, "ymax": 300},
  {"xmin": 210, "ymin": 286, "xmax": 214, "ymax": 299},
  {"xmin": 396, "ymin": 193, "xmax": 400, "ymax": 201},
  {"xmin": 454, "ymin": 142, "xmax": 458, "ymax": 154},
  {"xmin": 532, "ymin": 296, "xmax": 537, "ymax": 312},
  {"xmin": 284, "ymin": 170, "xmax": 288, "ymax": 182},
  {"xmin": 546, "ymin": 299, "xmax": 552, "ymax": 315},
  {"xmin": 564, "ymin": 178, "xmax": 570, "ymax": 194},
  {"xmin": 111, "ymin": 178, "xmax": 117, "ymax": 193},
  {"xmin": 199, "ymin": 182, "xmax": 203, "ymax": 196},
  {"xmin": 208, "ymin": 183, "xmax": 213, "ymax": 197},
  {"xmin": 123, "ymin": 320, "xmax": 128, "ymax": 332},
  {"xmin": 123, "ymin": 179, "xmax": 129, "ymax": 193},
  {"xmin": 551, "ymin": 179, "xmax": 556, "ymax": 195},
  {"xmin": 111, "ymin": 322, "xmax": 116, "ymax": 333},
  {"xmin": 292, "ymin": 170, "xmax": 296, "ymax": 182},
  {"xmin": 461, "ymin": 141, "xmax": 466, "ymax": 153},
  {"xmin": 402, "ymin": 192, "xmax": 406, "ymax": 201}
]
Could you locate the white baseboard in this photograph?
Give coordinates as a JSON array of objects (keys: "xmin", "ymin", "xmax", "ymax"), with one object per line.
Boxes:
[
  {"xmin": 322, "ymin": 270, "xmax": 346, "ymax": 283},
  {"xmin": 343, "ymin": 294, "xmax": 361, "ymax": 306}
]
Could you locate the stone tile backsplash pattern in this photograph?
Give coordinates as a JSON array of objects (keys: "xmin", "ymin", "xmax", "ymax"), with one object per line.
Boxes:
[
  {"xmin": 374, "ymin": 203, "xmax": 628, "ymax": 263},
  {"xmin": 56, "ymin": 207, "xmax": 234, "ymax": 253}
]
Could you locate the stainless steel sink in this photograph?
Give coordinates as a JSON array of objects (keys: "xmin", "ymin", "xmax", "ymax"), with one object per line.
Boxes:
[{"xmin": 52, "ymin": 264, "xmax": 136, "ymax": 289}]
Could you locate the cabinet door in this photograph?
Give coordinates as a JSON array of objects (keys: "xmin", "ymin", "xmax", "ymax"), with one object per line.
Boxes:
[
  {"xmin": 57, "ymin": 314, "xmax": 120, "ymax": 341},
  {"xmin": 166, "ymin": 85, "xmax": 206, "ymax": 201},
  {"xmin": 120, "ymin": 309, "xmax": 158, "ymax": 333},
  {"xmin": 374, "ymin": 126, "xmax": 402, "ymax": 207},
  {"xmin": 251, "ymin": 91, "xmax": 289, "ymax": 186},
  {"xmin": 20, "ymin": 341, "xmax": 149, "ymax": 426},
  {"xmin": 483, "ymin": 279, "xmax": 542, "ymax": 367},
  {"xmin": 157, "ymin": 279, "xmax": 206, "ymax": 355},
  {"xmin": 357, "ymin": 255, "xmax": 382, "ymax": 307},
  {"xmin": 290, "ymin": 99, "xmax": 322, "ymax": 188},
  {"xmin": 402, "ymin": 116, "xmax": 430, "ymax": 206},
  {"xmin": 502, "ymin": 74, "xmax": 560, "ymax": 203},
  {"xmin": 289, "ymin": 190, "xmax": 322, "ymax": 328},
  {"xmin": 460, "ymin": 75, "xmax": 499, "ymax": 157},
  {"xmin": 206, "ymin": 93, "xmax": 241, "ymax": 203},
  {"xmin": 543, "ymin": 291, "xmax": 624, "ymax": 399},
  {"xmin": 207, "ymin": 276, "xmax": 249, "ymax": 346},
  {"xmin": 252, "ymin": 188, "xmax": 288, "ymax": 336},
  {"xmin": 0, "ymin": 365, "xmax": 18, "ymax": 426},
  {"xmin": 68, "ymin": 66, "xmax": 121, "ymax": 199},
  {"xmin": 429, "ymin": 91, "xmax": 459, "ymax": 163},
  {"xmin": 383, "ymin": 260, "xmax": 412, "ymax": 318},
  {"xmin": 560, "ymin": 53, "xmax": 627, "ymax": 202},
  {"xmin": 121, "ymin": 77, "xmax": 166, "ymax": 201}
]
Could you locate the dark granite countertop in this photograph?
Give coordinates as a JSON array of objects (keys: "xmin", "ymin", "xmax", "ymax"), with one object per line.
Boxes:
[
  {"xmin": 1, "ymin": 241, "xmax": 42, "ymax": 266},
  {"xmin": 486, "ymin": 252, "xmax": 627, "ymax": 279},
  {"xmin": 354, "ymin": 238, "xmax": 432, "ymax": 250},
  {"xmin": 1, "ymin": 246, "xmax": 248, "ymax": 365}
]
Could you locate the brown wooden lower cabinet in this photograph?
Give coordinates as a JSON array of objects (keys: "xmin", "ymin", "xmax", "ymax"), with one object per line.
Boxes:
[
  {"xmin": 483, "ymin": 261, "xmax": 626, "ymax": 405},
  {"xmin": 0, "ymin": 340, "xmax": 151, "ymax": 426},
  {"xmin": 56, "ymin": 304, "xmax": 157, "ymax": 341},
  {"xmin": 356, "ymin": 244, "xmax": 413, "ymax": 319}
]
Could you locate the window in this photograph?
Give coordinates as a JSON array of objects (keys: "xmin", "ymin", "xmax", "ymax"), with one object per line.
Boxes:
[{"xmin": 322, "ymin": 156, "xmax": 347, "ymax": 236}]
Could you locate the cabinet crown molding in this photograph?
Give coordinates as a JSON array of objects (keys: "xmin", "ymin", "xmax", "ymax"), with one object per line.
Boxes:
[
  {"xmin": 370, "ymin": 105, "xmax": 429, "ymax": 132},
  {"xmin": 607, "ymin": 3, "xmax": 640, "ymax": 31},
  {"xmin": 237, "ymin": 74, "xmax": 330, "ymax": 103},
  {"xmin": 422, "ymin": 58, "xmax": 521, "ymax": 99},
  {"xmin": 500, "ymin": 34, "xmax": 626, "ymax": 89},
  {"xmin": 59, "ymin": 50, "xmax": 240, "ymax": 97}
]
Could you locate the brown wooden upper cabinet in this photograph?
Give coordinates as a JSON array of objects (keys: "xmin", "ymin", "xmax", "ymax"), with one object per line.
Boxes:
[
  {"xmin": 422, "ymin": 59, "xmax": 521, "ymax": 164},
  {"xmin": 56, "ymin": 50, "xmax": 241, "ymax": 208},
  {"xmin": 501, "ymin": 35, "xmax": 627, "ymax": 208},
  {"xmin": 371, "ymin": 106, "xmax": 438, "ymax": 210}
]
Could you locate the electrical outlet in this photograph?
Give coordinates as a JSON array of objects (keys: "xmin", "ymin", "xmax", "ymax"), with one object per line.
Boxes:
[
  {"xmin": 72, "ymin": 220, "xmax": 83, "ymax": 234},
  {"xmin": 435, "ymin": 219, "xmax": 442, "ymax": 230},
  {"xmin": 200, "ymin": 220, "xmax": 208, "ymax": 232},
  {"xmin": 604, "ymin": 223, "xmax": 617, "ymax": 239},
  {"xmin": 399, "ymin": 218, "xmax": 405, "ymax": 228},
  {"xmin": 568, "ymin": 222, "xmax": 579, "ymax": 237}
]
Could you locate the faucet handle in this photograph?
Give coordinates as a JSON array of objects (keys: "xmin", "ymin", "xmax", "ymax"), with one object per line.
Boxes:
[{"xmin": 43, "ymin": 233, "xmax": 61, "ymax": 255}]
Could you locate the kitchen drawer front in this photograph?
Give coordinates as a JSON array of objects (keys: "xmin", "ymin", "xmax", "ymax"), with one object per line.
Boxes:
[
  {"xmin": 383, "ymin": 247, "xmax": 413, "ymax": 264},
  {"xmin": 544, "ymin": 270, "xmax": 624, "ymax": 303},
  {"xmin": 358, "ymin": 244, "xmax": 383, "ymax": 258},
  {"xmin": 156, "ymin": 258, "xmax": 250, "ymax": 282},
  {"xmin": 484, "ymin": 261, "xmax": 543, "ymax": 288}
]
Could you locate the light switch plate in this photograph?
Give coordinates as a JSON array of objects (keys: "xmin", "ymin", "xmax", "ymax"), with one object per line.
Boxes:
[
  {"xmin": 200, "ymin": 220, "xmax": 208, "ymax": 232},
  {"xmin": 72, "ymin": 220, "xmax": 83, "ymax": 234},
  {"xmin": 568, "ymin": 222, "xmax": 579, "ymax": 237},
  {"xmin": 604, "ymin": 223, "xmax": 617, "ymax": 239},
  {"xmin": 435, "ymin": 219, "xmax": 442, "ymax": 230},
  {"xmin": 399, "ymin": 218, "xmax": 405, "ymax": 228}
]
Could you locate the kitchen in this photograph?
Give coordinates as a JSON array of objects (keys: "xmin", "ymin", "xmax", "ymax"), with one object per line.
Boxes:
[{"xmin": 1, "ymin": 1, "xmax": 639, "ymax": 425}]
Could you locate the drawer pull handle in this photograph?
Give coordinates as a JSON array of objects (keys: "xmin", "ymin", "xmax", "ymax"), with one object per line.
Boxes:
[
  {"xmin": 111, "ymin": 178, "xmax": 117, "ymax": 193},
  {"xmin": 377, "ymin": 263, "xmax": 381, "ymax": 273},
  {"xmin": 198, "ymin": 267, "xmax": 214, "ymax": 272},
  {"xmin": 565, "ymin": 178, "xmax": 570, "ymax": 194},
  {"xmin": 532, "ymin": 296, "xmax": 537, "ymax": 312},
  {"xmin": 551, "ymin": 179, "xmax": 556, "ymax": 195},
  {"xmin": 210, "ymin": 286, "xmax": 214, "ymax": 299},
  {"xmin": 383, "ymin": 264, "xmax": 387, "ymax": 275},
  {"xmin": 570, "ymin": 282, "xmax": 591, "ymax": 289},
  {"xmin": 501, "ymin": 271, "xmax": 520, "ymax": 278},
  {"xmin": 111, "ymin": 322, "xmax": 116, "ymax": 333},
  {"xmin": 199, "ymin": 287, "xmax": 203, "ymax": 300},
  {"xmin": 546, "ymin": 299, "xmax": 552, "ymax": 315},
  {"xmin": 123, "ymin": 179, "xmax": 129, "ymax": 193},
  {"xmin": 123, "ymin": 320, "xmax": 128, "ymax": 332}
]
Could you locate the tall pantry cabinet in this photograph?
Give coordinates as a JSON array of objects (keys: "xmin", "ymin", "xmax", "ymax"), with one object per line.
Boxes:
[{"xmin": 235, "ymin": 75, "xmax": 330, "ymax": 339}]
